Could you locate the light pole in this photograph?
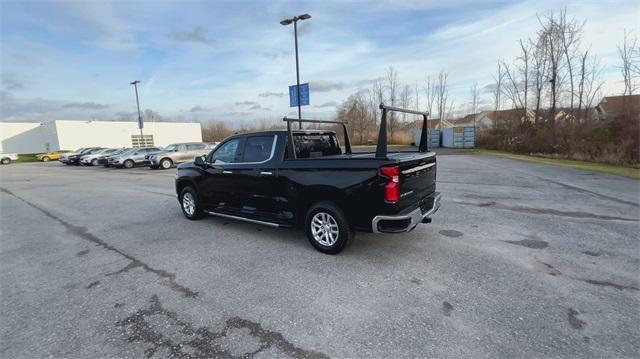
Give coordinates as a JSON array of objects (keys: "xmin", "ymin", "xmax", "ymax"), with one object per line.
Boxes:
[
  {"xmin": 280, "ymin": 13, "xmax": 311, "ymax": 129},
  {"xmin": 130, "ymin": 80, "xmax": 144, "ymax": 141}
]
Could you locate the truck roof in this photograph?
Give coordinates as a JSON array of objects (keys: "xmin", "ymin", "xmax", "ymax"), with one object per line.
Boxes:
[{"xmin": 230, "ymin": 129, "xmax": 336, "ymax": 137}]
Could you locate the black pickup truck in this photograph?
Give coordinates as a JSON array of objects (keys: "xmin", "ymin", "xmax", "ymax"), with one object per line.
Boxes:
[{"xmin": 175, "ymin": 104, "xmax": 440, "ymax": 254}]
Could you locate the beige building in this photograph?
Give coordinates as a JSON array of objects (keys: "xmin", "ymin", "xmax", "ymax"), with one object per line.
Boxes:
[{"xmin": 0, "ymin": 120, "xmax": 202, "ymax": 153}]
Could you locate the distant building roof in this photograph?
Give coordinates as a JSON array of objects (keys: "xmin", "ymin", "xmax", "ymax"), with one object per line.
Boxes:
[{"xmin": 596, "ymin": 95, "xmax": 640, "ymax": 120}]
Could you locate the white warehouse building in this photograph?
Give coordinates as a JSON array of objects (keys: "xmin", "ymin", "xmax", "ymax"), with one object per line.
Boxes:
[{"xmin": 0, "ymin": 120, "xmax": 202, "ymax": 153}]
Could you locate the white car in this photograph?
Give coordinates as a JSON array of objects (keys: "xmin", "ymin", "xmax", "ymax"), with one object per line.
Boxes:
[
  {"xmin": 80, "ymin": 148, "xmax": 120, "ymax": 166},
  {"xmin": 0, "ymin": 153, "xmax": 19, "ymax": 165}
]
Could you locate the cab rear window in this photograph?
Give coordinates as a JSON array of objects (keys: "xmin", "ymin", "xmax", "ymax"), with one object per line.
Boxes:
[{"xmin": 287, "ymin": 134, "xmax": 342, "ymax": 159}]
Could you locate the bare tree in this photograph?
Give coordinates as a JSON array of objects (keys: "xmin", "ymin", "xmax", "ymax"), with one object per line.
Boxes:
[
  {"xmin": 424, "ymin": 76, "xmax": 437, "ymax": 118},
  {"xmin": 492, "ymin": 62, "xmax": 504, "ymax": 111},
  {"xmin": 384, "ymin": 66, "xmax": 400, "ymax": 140},
  {"xmin": 530, "ymin": 36, "xmax": 548, "ymax": 122},
  {"xmin": 557, "ymin": 7, "xmax": 584, "ymax": 111},
  {"xmin": 338, "ymin": 93, "xmax": 372, "ymax": 144},
  {"xmin": 399, "ymin": 84, "xmax": 413, "ymax": 122},
  {"xmin": 469, "ymin": 81, "xmax": 480, "ymax": 115},
  {"xmin": 618, "ymin": 29, "xmax": 640, "ymax": 95},
  {"xmin": 435, "ymin": 70, "xmax": 450, "ymax": 120}
]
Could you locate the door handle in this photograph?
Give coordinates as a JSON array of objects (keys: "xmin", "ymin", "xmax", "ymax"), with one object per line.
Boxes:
[
  {"xmin": 223, "ymin": 170, "xmax": 233, "ymax": 174},
  {"xmin": 260, "ymin": 171, "xmax": 273, "ymax": 176}
]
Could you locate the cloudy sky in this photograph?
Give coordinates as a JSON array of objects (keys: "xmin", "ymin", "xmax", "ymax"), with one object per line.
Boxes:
[{"xmin": 1, "ymin": 0, "xmax": 638, "ymax": 124}]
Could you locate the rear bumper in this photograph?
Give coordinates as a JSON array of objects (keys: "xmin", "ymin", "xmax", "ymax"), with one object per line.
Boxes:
[{"xmin": 371, "ymin": 192, "xmax": 441, "ymax": 233}]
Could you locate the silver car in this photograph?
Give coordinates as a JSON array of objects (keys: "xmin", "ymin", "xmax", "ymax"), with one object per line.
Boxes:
[
  {"xmin": 145, "ymin": 142, "xmax": 215, "ymax": 169},
  {"xmin": 109, "ymin": 147, "xmax": 161, "ymax": 168}
]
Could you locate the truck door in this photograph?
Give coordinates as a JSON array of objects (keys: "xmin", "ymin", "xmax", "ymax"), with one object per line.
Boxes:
[
  {"xmin": 199, "ymin": 138, "xmax": 244, "ymax": 212},
  {"xmin": 229, "ymin": 135, "xmax": 286, "ymax": 223}
]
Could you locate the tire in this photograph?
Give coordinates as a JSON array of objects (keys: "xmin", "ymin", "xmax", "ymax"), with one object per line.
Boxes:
[
  {"xmin": 305, "ymin": 201, "xmax": 353, "ymax": 254},
  {"xmin": 91, "ymin": 159, "xmax": 98, "ymax": 166},
  {"xmin": 123, "ymin": 159, "xmax": 134, "ymax": 169},
  {"xmin": 42, "ymin": 156, "xmax": 50, "ymax": 162},
  {"xmin": 179, "ymin": 186, "xmax": 203, "ymax": 220},
  {"xmin": 160, "ymin": 158, "xmax": 173, "ymax": 169},
  {"xmin": 1, "ymin": 157, "xmax": 11, "ymax": 165}
]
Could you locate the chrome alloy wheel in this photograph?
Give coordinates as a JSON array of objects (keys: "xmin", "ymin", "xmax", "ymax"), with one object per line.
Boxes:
[
  {"xmin": 311, "ymin": 212, "xmax": 339, "ymax": 246},
  {"xmin": 182, "ymin": 192, "xmax": 195, "ymax": 216}
]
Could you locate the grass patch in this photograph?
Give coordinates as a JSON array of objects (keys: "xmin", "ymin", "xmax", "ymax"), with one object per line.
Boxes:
[
  {"xmin": 12, "ymin": 154, "xmax": 40, "ymax": 163},
  {"xmin": 475, "ymin": 149, "xmax": 640, "ymax": 180}
]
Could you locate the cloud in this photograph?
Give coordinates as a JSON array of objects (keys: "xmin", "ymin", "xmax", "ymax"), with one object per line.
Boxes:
[
  {"xmin": 222, "ymin": 111, "xmax": 252, "ymax": 117},
  {"xmin": 63, "ymin": 102, "xmax": 111, "ymax": 109},
  {"xmin": 310, "ymin": 80, "xmax": 346, "ymax": 92},
  {"xmin": 234, "ymin": 100, "xmax": 258, "ymax": 106},
  {"xmin": 249, "ymin": 104, "xmax": 270, "ymax": 111},
  {"xmin": 2, "ymin": 75, "xmax": 24, "ymax": 91},
  {"xmin": 258, "ymin": 91, "xmax": 286, "ymax": 97},
  {"xmin": 261, "ymin": 49, "xmax": 288, "ymax": 59},
  {"xmin": 315, "ymin": 101, "xmax": 338, "ymax": 108},
  {"xmin": 190, "ymin": 105, "xmax": 211, "ymax": 112},
  {"xmin": 166, "ymin": 26, "xmax": 214, "ymax": 46}
]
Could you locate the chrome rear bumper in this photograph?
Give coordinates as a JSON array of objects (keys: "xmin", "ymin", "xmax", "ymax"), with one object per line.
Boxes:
[{"xmin": 371, "ymin": 192, "xmax": 441, "ymax": 233}]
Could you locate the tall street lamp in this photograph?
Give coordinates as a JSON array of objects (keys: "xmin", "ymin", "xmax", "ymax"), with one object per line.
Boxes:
[
  {"xmin": 280, "ymin": 13, "xmax": 311, "ymax": 129},
  {"xmin": 130, "ymin": 80, "xmax": 144, "ymax": 141}
]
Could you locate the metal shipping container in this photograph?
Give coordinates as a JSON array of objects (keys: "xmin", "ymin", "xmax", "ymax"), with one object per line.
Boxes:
[
  {"xmin": 442, "ymin": 127, "xmax": 475, "ymax": 148},
  {"xmin": 414, "ymin": 129, "xmax": 441, "ymax": 148}
]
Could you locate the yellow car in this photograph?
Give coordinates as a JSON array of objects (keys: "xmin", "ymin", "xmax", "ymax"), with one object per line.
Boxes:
[{"xmin": 36, "ymin": 151, "xmax": 68, "ymax": 162}]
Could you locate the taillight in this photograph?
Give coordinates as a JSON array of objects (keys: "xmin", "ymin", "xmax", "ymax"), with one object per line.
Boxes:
[{"xmin": 380, "ymin": 165, "xmax": 400, "ymax": 204}]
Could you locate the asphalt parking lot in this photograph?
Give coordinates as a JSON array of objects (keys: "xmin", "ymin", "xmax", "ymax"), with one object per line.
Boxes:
[{"xmin": 1, "ymin": 154, "xmax": 638, "ymax": 358}]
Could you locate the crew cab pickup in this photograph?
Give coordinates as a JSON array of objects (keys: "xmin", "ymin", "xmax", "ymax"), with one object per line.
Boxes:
[{"xmin": 175, "ymin": 104, "xmax": 440, "ymax": 254}]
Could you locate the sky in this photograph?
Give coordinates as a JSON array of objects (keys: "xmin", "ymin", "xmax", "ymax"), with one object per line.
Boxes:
[{"xmin": 1, "ymin": 0, "xmax": 638, "ymax": 124}]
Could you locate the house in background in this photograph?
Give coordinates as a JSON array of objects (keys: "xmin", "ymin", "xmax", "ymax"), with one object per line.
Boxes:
[{"xmin": 594, "ymin": 95, "xmax": 640, "ymax": 121}]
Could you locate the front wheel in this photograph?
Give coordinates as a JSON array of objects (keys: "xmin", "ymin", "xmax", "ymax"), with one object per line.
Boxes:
[
  {"xmin": 42, "ymin": 156, "xmax": 50, "ymax": 162},
  {"xmin": 91, "ymin": 159, "xmax": 98, "ymax": 166},
  {"xmin": 123, "ymin": 159, "xmax": 134, "ymax": 169},
  {"xmin": 305, "ymin": 201, "xmax": 353, "ymax": 254},
  {"xmin": 1, "ymin": 157, "xmax": 11, "ymax": 165},
  {"xmin": 160, "ymin": 158, "xmax": 173, "ymax": 169},
  {"xmin": 179, "ymin": 187, "xmax": 203, "ymax": 220}
]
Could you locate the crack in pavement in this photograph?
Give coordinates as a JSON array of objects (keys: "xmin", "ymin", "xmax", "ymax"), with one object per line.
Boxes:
[
  {"xmin": 454, "ymin": 200, "xmax": 638, "ymax": 222},
  {"xmin": 117, "ymin": 294, "xmax": 329, "ymax": 359},
  {"xmin": 0, "ymin": 187, "xmax": 198, "ymax": 298}
]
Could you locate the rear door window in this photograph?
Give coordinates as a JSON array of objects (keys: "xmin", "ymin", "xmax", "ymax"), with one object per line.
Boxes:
[{"xmin": 242, "ymin": 136, "xmax": 275, "ymax": 163}]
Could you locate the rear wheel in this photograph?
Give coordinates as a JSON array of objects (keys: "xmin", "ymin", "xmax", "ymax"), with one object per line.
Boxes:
[
  {"xmin": 42, "ymin": 156, "xmax": 50, "ymax": 162},
  {"xmin": 180, "ymin": 187, "xmax": 203, "ymax": 220},
  {"xmin": 123, "ymin": 159, "xmax": 134, "ymax": 169},
  {"xmin": 91, "ymin": 159, "xmax": 98, "ymax": 166},
  {"xmin": 160, "ymin": 158, "xmax": 173, "ymax": 169},
  {"xmin": 1, "ymin": 157, "xmax": 11, "ymax": 165},
  {"xmin": 305, "ymin": 201, "xmax": 353, "ymax": 254}
]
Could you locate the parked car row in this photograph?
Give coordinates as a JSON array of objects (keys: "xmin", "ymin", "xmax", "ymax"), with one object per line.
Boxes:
[{"xmin": 52, "ymin": 142, "xmax": 216, "ymax": 170}]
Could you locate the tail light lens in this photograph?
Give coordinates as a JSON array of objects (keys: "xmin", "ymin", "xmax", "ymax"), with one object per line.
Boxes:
[{"xmin": 380, "ymin": 165, "xmax": 400, "ymax": 204}]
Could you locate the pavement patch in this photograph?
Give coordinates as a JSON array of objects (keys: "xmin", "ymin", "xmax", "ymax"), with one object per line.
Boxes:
[{"xmin": 117, "ymin": 294, "xmax": 328, "ymax": 359}]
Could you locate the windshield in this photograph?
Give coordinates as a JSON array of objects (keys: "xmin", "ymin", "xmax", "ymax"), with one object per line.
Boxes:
[{"xmin": 163, "ymin": 144, "xmax": 177, "ymax": 152}]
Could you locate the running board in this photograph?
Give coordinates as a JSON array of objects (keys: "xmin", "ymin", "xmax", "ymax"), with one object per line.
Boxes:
[{"xmin": 204, "ymin": 210, "xmax": 280, "ymax": 228}]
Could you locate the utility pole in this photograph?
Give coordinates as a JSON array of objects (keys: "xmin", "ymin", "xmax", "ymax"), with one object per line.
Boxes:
[
  {"xmin": 130, "ymin": 80, "xmax": 144, "ymax": 143},
  {"xmin": 280, "ymin": 13, "xmax": 311, "ymax": 129}
]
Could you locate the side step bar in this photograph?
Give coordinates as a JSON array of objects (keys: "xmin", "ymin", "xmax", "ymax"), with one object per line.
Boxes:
[{"xmin": 204, "ymin": 210, "xmax": 280, "ymax": 228}]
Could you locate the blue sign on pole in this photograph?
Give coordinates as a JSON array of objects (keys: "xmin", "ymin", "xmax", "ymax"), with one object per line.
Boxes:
[{"xmin": 289, "ymin": 83, "xmax": 310, "ymax": 107}]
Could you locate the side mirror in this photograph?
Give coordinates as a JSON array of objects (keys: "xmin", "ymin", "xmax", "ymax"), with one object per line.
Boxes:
[{"xmin": 194, "ymin": 156, "xmax": 206, "ymax": 167}]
